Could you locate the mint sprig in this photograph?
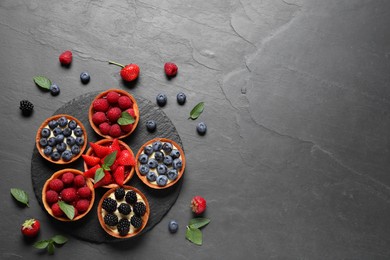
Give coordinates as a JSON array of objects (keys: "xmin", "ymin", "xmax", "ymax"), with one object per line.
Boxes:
[
  {"xmin": 118, "ymin": 111, "xmax": 135, "ymax": 126},
  {"xmin": 34, "ymin": 235, "xmax": 68, "ymax": 254},
  {"xmin": 94, "ymin": 151, "xmax": 117, "ymax": 183},
  {"xmin": 189, "ymin": 102, "xmax": 204, "ymax": 120},
  {"xmin": 10, "ymin": 188, "xmax": 29, "ymax": 207},
  {"xmin": 33, "ymin": 76, "xmax": 51, "ymax": 90},
  {"xmin": 58, "ymin": 201, "xmax": 75, "ymax": 220},
  {"xmin": 185, "ymin": 217, "xmax": 210, "ymax": 245}
]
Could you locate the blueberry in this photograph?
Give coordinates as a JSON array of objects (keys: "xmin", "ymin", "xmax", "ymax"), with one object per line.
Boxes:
[
  {"xmin": 147, "ymin": 158, "xmax": 158, "ymax": 169},
  {"xmin": 167, "ymin": 169, "xmax": 178, "ymax": 180},
  {"xmin": 146, "ymin": 120, "xmax": 156, "ymax": 132},
  {"xmin": 139, "ymin": 154, "xmax": 149, "ymax": 164},
  {"xmin": 47, "ymin": 137, "xmax": 56, "ymax": 147},
  {"xmin": 170, "ymin": 149, "xmax": 181, "ymax": 159},
  {"xmin": 62, "ymin": 128, "xmax": 72, "ymax": 137},
  {"xmin": 53, "ymin": 127, "xmax": 62, "ymax": 136},
  {"xmin": 75, "ymin": 137, "xmax": 84, "ymax": 146},
  {"xmin": 51, "ymin": 151, "xmax": 61, "ymax": 161},
  {"xmin": 71, "ymin": 145, "xmax": 80, "ymax": 155},
  {"xmin": 48, "ymin": 120, "xmax": 58, "ymax": 129},
  {"xmin": 74, "ymin": 127, "xmax": 83, "ymax": 137},
  {"xmin": 56, "ymin": 142, "xmax": 67, "ymax": 153},
  {"xmin": 62, "ymin": 150, "xmax": 73, "ymax": 162},
  {"xmin": 41, "ymin": 128, "xmax": 51, "ymax": 138},
  {"xmin": 66, "ymin": 136, "xmax": 76, "ymax": 146},
  {"xmin": 68, "ymin": 120, "xmax": 77, "ymax": 129},
  {"xmin": 44, "ymin": 146, "xmax": 53, "ymax": 156},
  {"xmin": 156, "ymin": 93, "xmax": 167, "ymax": 107},
  {"xmin": 173, "ymin": 158, "xmax": 183, "ymax": 170},
  {"xmin": 163, "ymin": 155, "xmax": 173, "ymax": 166},
  {"xmin": 152, "ymin": 141, "xmax": 162, "ymax": 151},
  {"xmin": 162, "ymin": 142, "xmax": 173, "ymax": 153},
  {"xmin": 50, "ymin": 84, "xmax": 60, "ymax": 96},
  {"xmin": 176, "ymin": 92, "xmax": 186, "ymax": 105},
  {"xmin": 55, "ymin": 134, "xmax": 64, "ymax": 144},
  {"xmin": 157, "ymin": 164, "xmax": 168, "ymax": 175},
  {"xmin": 154, "ymin": 151, "xmax": 164, "ymax": 162},
  {"xmin": 156, "ymin": 175, "xmax": 168, "ymax": 186},
  {"xmin": 80, "ymin": 71, "xmax": 90, "ymax": 84},
  {"xmin": 57, "ymin": 116, "xmax": 68, "ymax": 127},
  {"xmin": 196, "ymin": 122, "xmax": 207, "ymax": 135},
  {"xmin": 139, "ymin": 164, "xmax": 150, "ymax": 176},
  {"xmin": 168, "ymin": 220, "xmax": 179, "ymax": 233},
  {"xmin": 146, "ymin": 171, "xmax": 157, "ymax": 182},
  {"xmin": 144, "ymin": 146, "xmax": 153, "ymax": 156}
]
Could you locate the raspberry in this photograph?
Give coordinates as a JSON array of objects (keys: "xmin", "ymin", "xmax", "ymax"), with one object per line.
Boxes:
[
  {"xmin": 51, "ymin": 203, "xmax": 63, "ymax": 217},
  {"xmin": 130, "ymin": 215, "xmax": 142, "ymax": 229},
  {"xmin": 75, "ymin": 199, "xmax": 90, "ymax": 213},
  {"xmin": 109, "ymin": 124, "xmax": 122, "ymax": 138},
  {"xmin": 77, "ymin": 186, "xmax": 91, "ymax": 198},
  {"xmin": 93, "ymin": 98, "xmax": 109, "ymax": 112},
  {"xmin": 191, "ymin": 196, "xmax": 207, "ymax": 215},
  {"xmin": 61, "ymin": 172, "xmax": 74, "ymax": 186},
  {"xmin": 120, "ymin": 123, "xmax": 133, "ymax": 134},
  {"xmin": 118, "ymin": 96, "xmax": 132, "ymax": 110},
  {"xmin": 46, "ymin": 190, "xmax": 58, "ymax": 204},
  {"xmin": 61, "ymin": 188, "xmax": 77, "ymax": 203},
  {"xmin": 118, "ymin": 203, "xmax": 131, "ymax": 215},
  {"xmin": 133, "ymin": 202, "xmax": 146, "ymax": 216},
  {"xmin": 117, "ymin": 218, "xmax": 130, "ymax": 236},
  {"xmin": 106, "ymin": 107, "xmax": 122, "ymax": 123},
  {"xmin": 104, "ymin": 213, "xmax": 118, "ymax": 226},
  {"xmin": 164, "ymin": 62, "xmax": 178, "ymax": 77},
  {"xmin": 92, "ymin": 112, "xmax": 107, "ymax": 125},
  {"xmin": 49, "ymin": 179, "xmax": 64, "ymax": 192},
  {"xmin": 99, "ymin": 122, "xmax": 111, "ymax": 135},
  {"xmin": 126, "ymin": 108, "xmax": 136, "ymax": 118},
  {"xmin": 59, "ymin": 50, "xmax": 72, "ymax": 65},
  {"xmin": 106, "ymin": 91, "xmax": 120, "ymax": 104},
  {"xmin": 125, "ymin": 190, "xmax": 137, "ymax": 205},
  {"xmin": 102, "ymin": 197, "xmax": 117, "ymax": 213},
  {"xmin": 114, "ymin": 188, "xmax": 125, "ymax": 200},
  {"xmin": 73, "ymin": 175, "xmax": 86, "ymax": 187}
]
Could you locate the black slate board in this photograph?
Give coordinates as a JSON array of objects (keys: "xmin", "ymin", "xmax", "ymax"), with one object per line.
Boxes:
[{"xmin": 31, "ymin": 91, "xmax": 184, "ymax": 243}]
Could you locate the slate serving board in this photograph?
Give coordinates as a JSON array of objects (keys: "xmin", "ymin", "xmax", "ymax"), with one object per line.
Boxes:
[{"xmin": 31, "ymin": 91, "xmax": 184, "ymax": 243}]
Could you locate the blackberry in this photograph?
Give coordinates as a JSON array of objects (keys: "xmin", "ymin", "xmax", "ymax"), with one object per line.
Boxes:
[
  {"xmin": 115, "ymin": 188, "xmax": 125, "ymax": 200},
  {"xmin": 125, "ymin": 190, "xmax": 137, "ymax": 205},
  {"xmin": 130, "ymin": 215, "xmax": 142, "ymax": 229},
  {"xmin": 102, "ymin": 197, "xmax": 117, "ymax": 213},
  {"xmin": 118, "ymin": 203, "xmax": 131, "ymax": 215},
  {"xmin": 117, "ymin": 218, "xmax": 130, "ymax": 236},
  {"xmin": 19, "ymin": 100, "xmax": 34, "ymax": 116},
  {"xmin": 133, "ymin": 202, "xmax": 146, "ymax": 216},
  {"xmin": 104, "ymin": 213, "xmax": 118, "ymax": 226}
]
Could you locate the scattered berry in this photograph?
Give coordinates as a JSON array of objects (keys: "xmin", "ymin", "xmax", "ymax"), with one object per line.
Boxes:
[
  {"xmin": 168, "ymin": 220, "xmax": 179, "ymax": 233},
  {"xmin": 130, "ymin": 215, "xmax": 142, "ymax": 229},
  {"xmin": 125, "ymin": 190, "xmax": 137, "ymax": 205},
  {"xmin": 196, "ymin": 122, "xmax": 207, "ymax": 135},
  {"xmin": 46, "ymin": 190, "xmax": 59, "ymax": 204},
  {"xmin": 176, "ymin": 92, "xmax": 186, "ymax": 105},
  {"xmin": 80, "ymin": 72, "xmax": 90, "ymax": 84},
  {"xmin": 118, "ymin": 96, "xmax": 133, "ymax": 110},
  {"xmin": 114, "ymin": 188, "xmax": 125, "ymax": 200},
  {"xmin": 77, "ymin": 186, "xmax": 91, "ymax": 198},
  {"xmin": 117, "ymin": 218, "xmax": 130, "ymax": 235},
  {"xmin": 19, "ymin": 100, "xmax": 34, "ymax": 116},
  {"xmin": 118, "ymin": 203, "xmax": 131, "ymax": 215},
  {"xmin": 75, "ymin": 199, "xmax": 90, "ymax": 213},
  {"xmin": 109, "ymin": 60, "xmax": 140, "ymax": 82},
  {"xmin": 59, "ymin": 50, "xmax": 72, "ymax": 65},
  {"xmin": 102, "ymin": 197, "xmax": 117, "ymax": 213},
  {"xmin": 21, "ymin": 218, "xmax": 40, "ymax": 238},
  {"xmin": 164, "ymin": 62, "xmax": 178, "ymax": 77},
  {"xmin": 191, "ymin": 196, "xmax": 207, "ymax": 215},
  {"xmin": 146, "ymin": 120, "xmax": 157, "ymax": 132},
  {"xmin": 156, "ymin": 93, "xmax": 167, "ymax": 107},
  {"xmin": 50, "ymin": 84, "xmax": 60, "ymax": 96},
  {"xmin": 133, "ymin": 202, "xmax": 146, "ymax": 216}
]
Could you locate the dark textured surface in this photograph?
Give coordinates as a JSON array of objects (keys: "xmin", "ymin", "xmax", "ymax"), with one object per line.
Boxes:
[
  {"xmin": 2, "ymin": 0, "xmax": 390, "ymax": 259},
  {"xmin": 31, "ymin": 92, "xmax": 183, "ymax": 243}
]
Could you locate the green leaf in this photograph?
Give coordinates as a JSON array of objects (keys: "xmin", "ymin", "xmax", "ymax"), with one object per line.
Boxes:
[
  {"xmin": 33, "ymin": 76, "xmax": 51, "ymax": 90},
  {"xmin": 94, "ymin": 168, "xmax": 105, "ymax": 183},
  {"xmin": 33, "ymin": 240, "xmax": 50, "ymax": 249},
  {"xmin": 51, "ymin": 235, "xmax": 68, "ymax": 245},
  {"xmin": 47, "ymin": 242, "xmax": 55, "ymax": 254},
  {"xmin": 58, "ymin": 201, "xmax": 75, "ymax": 220},
  {"xmin": 10, "ymin": 188, "xmax": 29, "ymax": 207},
  {"xmin": 103, "ymin": 151, "xmax": 117, "ymax": 167},
  {"xmin": 189, "ymin": 102, "xmax": 204, "ymax": 120},
  {"xmin": 189, "ymin": 218, "xmax": 210, "ymax": 229},
  {"xmin": 118, "ymin": 111, "xmax": 135, "ymax": 125},
  {"xmin": 186, "ymin": 227, "xmax": 202, "ymax": 245}
]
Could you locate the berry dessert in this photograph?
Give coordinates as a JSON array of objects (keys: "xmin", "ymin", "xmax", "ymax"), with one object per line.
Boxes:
[
  {"xmin": 83, "ymin": 138, "xmax": 136, "ymax": 188},
  {"xmin": 42, "ymin": 169, "xmax": 95, "ymax": 221},
  {"xmin": 97, "ymin": 186, "xmax": 149, "ymax": 238},
  {"xmin": 88, "ymin": 89, "xmax": 139, "ymax": 139},
  {"xmin": 35, "ymin": 114, "xmax": 87, "ymax": 164},
  {"xmin": 135, "ymin": 138, "xmax": 186, "ymax": 189}
]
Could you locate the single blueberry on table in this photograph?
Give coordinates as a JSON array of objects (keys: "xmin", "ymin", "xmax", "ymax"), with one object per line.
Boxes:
[
  {"xmin": 41, "ymin": 128, "xmax": 50, "ymax": 138},
  {"xmin": 168, "ymin": 220, "xmax": 179, "ymax": 233},
  {"xmin": 138, "ymin": 154, "xmax": 149, "ymax": 164},
  {"xmin": 176, "ymin": 92, "xmax": 186, "ymax": 105},
  {"xmin": 146, "ymin": 120, "xmax": 157, "ymax": 132},
  {"xmin": 80, "ymin": 71, "xmax": 90, "ymax": 84},
  {"xmin": 156, "ymin": 93, "xmax": 167, "ymax": 107},
  {"xmin": 156, "ymin": 175, "xmax": 168, "ymax": 186},
  {"xmin": 146, "ymin": 171, "xmax": 157, "ymax": 182},
  {"xmin": 196, "ymin": 122, "xmax": 207, "ymax": 135},
  {"xmin": 50, "ymin": 84, "xmax": 60, "ymax": 96}
]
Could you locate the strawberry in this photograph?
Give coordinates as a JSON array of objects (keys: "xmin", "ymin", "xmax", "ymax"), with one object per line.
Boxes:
[
  {"xmin": 113, "ymin": 165, "xmax": 125, "ymax": 186},
  {"xmin": 164, "ymin": 62, "xmax": 178, "ymax": 77},
  {"xmin": 89, "ymin": 142, "xmax": 111, "ymax": 158},
  {"xmin": 191, "ymin": 196, "xmax": 207, "ymax": 215},
  {"xmin": 116, "ymin": 150, "xmax": 135, "ymax": 166},
  {"xmin": 109, "ymin": 139, "xmax": 121, "ymax": 157},
  {"xmin": 21, "ymin": 218, "xmax": 40, "ymax": 238},
  {"xmin": 82, "ymin": 154, "xmax": 101, "ymax": 167},
  {"xmin": 59, "ymin": 50, "xmax": 72, "ymax": 65},
  {"xmin": 84, "ymin": 164, "xmax": 100, "ymax": 179},
  {"xmin": 93, "ymin": 171, "xmax": 112, "ymax": 188},
  {"xmin": 109, "ymin": 60, "xmax": 140, "ymax": 82}
]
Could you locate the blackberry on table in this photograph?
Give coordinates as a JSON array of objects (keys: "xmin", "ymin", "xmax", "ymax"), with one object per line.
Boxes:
[
  {"xmin": 133, "ymin": 202, "xmax": 146, "ymax": 216},
  {"xmin": 118, "ymin": 203, "xmax": 131, "ymax": 215},
  {"xmin": 117, "ymin": 218, "xmax": 130, "ymax": 236},
  {"xmin": 104, "ymin": 213, "xmax": 118, "ymax": 226},
  {"xmin": 115, "ymin": 188, "xmax": 125, "ymax": 200},
  {"xmin": 102, "ymin": 197, "xmax": 117, "ymax": 213},
  {"xmin": 125, "ymin": 190, "xmax": 137, "ymax": 205},
  {"xmin": 19, "ymin": 100, "xmax": 34, "ymax": 116},
  {"xmin": 130, "ymin": 215, "xmax": 142, "ymax": 229}
]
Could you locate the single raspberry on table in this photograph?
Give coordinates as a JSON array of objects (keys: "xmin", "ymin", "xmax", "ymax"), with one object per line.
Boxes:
[
  {"xmin": 191, "ymin": 196, "xmax": 207, "ymax": 215},
  {"xmin": 164, "ymin": 62, "xmax": 178, "ymax": 77},
  {"xmin": 59, "ymin": 50, "xmax": 72, "ymax": 65}
]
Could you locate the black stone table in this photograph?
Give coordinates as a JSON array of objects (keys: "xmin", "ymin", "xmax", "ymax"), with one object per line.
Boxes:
[{"xmin": 1, "ymin": 0, "xmax": 390, "ymax": 259}]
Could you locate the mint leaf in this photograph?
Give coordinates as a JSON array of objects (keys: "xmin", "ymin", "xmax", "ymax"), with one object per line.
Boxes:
[
  {"xmin": 33, "ymin": 240, "xmax": 50, "ymax": 249},
  {"xmin": 51, "ymin": 235, "xmax": 68, "ymax": 245},
  {"xmin": 94, "ymin": 168, "xmax": 105, "ymax": 183},
  {"xmin": 33, "ymin": 76, "xmax": 51, "ymax": 90},
  {"xmin": 58, "ymin": 201, "xmax": 75, "ymax": 220},
  {"xmin": 189, "ymin": 218, "xmax": 210, "ymax": 229},
  {"xmin": 10, "ymin": 188, "xmax": 29, "ymax": 207},
  {"xmin": 103, "ymin": 151, "xmax": 117, "ymax": 167},
  {"xmin": 189, "ymin": 102, "xmax": 204, "ymax": 120},
  {"xmin": 47, "ymin": 242, "xmax": 55, "ymax": 254},
  {"xmin": 186, "ymin": 227, "xmax": 202, "ymax": 245},
  {"xmin": 118, "ymin": 111, "xmax": 135, "ymax": 125}
]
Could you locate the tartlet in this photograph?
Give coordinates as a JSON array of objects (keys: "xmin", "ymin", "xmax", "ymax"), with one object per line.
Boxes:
[
  {"xmin": 42, "ymin": 169, "xmax": 95, "ymax": 221},
  {"xmin": 36, "ymin": 114, "xmax": 87, "ymax": 164},
  {"xmin": 135, "ymin": 138, "xmax": 185, "ymax": 189},
  {"xmin": 97, "ymin": 185, "xmax": 149, "ymax": 239},
  {"xmin": 88, "ymin": 89, "xmax": 139, "ymax": 139}
]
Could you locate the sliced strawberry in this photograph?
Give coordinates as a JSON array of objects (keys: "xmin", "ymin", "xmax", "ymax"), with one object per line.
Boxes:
[
  {"xmin": 113, "ymin": 166, "xmax": 125, "ymax": 186},
  {"xmin": 109, "ymin": 139, "xmax": 121, "ymax": 157},
  {"xmin": 110, "ymin": 160, "xmax": 120, "ymax": 172},
  {"xmin": 82, "ymin": 154, "xmax": 101, "ymax": 167},
  {"xmin": 89, "ymin": 142, "xmax": 111, "ymax": 158},
  {"xmin": 84, "ymin": 164, "xmax": 100, "ymax": 179},
  {"xmin": 116, "ymin": 150, "xmax": 135, "ymax": 166},
  {"xmin": 93, "ymin": 171, "xmax": 112, "ymax": 188}
]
